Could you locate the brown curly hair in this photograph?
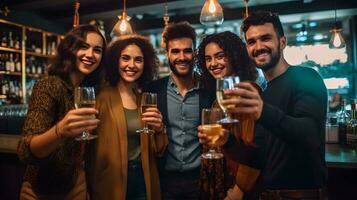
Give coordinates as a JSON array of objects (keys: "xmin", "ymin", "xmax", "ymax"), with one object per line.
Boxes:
[
  {"xmin": 105, "ymin": 34, "xmax": 159, "ymax": 90},
  {"xmin": 197, "ymin": 31, "xmax": 257, "ymax": 88}
]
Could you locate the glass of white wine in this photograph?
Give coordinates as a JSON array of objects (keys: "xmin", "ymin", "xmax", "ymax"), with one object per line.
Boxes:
[
  {"xmin": 137, "ymin": 92, "xmax": 157, "ymax": 134},
  {"xmin": 74, "ymin": 87, "xmax": 97, "ymax": 141},
  {"xmin": 201, "ymin": 108, "xmax": 224, "ymax": 159},
  {"xmin": 216, "ymin": 76, "xmax": 240, "ymax": 124}
]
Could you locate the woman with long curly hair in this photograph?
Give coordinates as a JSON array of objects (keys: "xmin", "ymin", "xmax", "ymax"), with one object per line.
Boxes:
[
  {"xmin": 196, "ymin": 31, "xmax": 264, "ymax": 200},
  {"xmin": 88, "ymin": 34, "xmax": 168, "ymax": 200}
]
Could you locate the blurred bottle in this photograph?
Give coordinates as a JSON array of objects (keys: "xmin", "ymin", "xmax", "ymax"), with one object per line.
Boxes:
[
  {"xmin": 1, "ymin": 32, "xmax": 7, "ymax": 47},
  {"xmin": 337, "ymin": 99, "xmax": 350, "ymax": 146},
  {"xmin": 346, "ymin": 100, "xmax": 357, "ymax": 149}
]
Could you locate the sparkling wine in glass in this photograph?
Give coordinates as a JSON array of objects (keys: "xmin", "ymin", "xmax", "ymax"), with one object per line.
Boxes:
[
  {"xmin": 216, "ymin": 76, "xmax": 240, "ymax": 124},
  {"xmin": 201, "ymin": 108, "xmax": 224, "ymax": 159},
  {"xmin": 74, "ymin": 87, "xmax": 97, "ymax": 141},
  {"xmin": 137, "ymin": 92, "xmax": 157, "ymax": 134}
]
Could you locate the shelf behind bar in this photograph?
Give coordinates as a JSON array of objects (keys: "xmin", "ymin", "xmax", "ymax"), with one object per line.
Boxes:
[
  {"xmin": 0, "ymin": 46, "xmax": 22, "ymax": 54},
  {"xmin": 0, "ymin": 71, "xmax": 22, "ymax": 76},
  {"xmin": 26, "ymin": 51, "xmax": 52, "ymax": 58}
]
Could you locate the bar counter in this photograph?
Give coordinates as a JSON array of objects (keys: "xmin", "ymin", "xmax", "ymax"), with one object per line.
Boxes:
[{"xmin": 1, "ymin": 133, "xmax": 357, "ymax": 168}]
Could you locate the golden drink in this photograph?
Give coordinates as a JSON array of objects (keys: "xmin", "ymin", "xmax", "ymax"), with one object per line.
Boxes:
[
  {"xmin": 216, "ymin": 90, "xmax": 239, "ymax": 110},
  {"xmin": 75, "ymin": 101, "xmax": 95, "ymax": 109},
  {"xmin": 202, "ymin": 124, "xmax": 222, "ymax": 144},
  {"xmin": 141, "ymin": 104, "xmax": 157, "ymax": 113}
]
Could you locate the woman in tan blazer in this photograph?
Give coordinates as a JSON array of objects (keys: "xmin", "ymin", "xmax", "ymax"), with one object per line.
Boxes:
[{"xmin": 88, "ymin": 34, "xmax": 168, "ymax": 200}]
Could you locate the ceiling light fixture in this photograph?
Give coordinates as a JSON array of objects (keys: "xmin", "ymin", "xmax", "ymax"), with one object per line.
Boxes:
[
  {"xmin": 244, "ymin": 0, "xmax": 249, "ymax": 19},
  {"xmin": 111, "ymin": 0, "xmax": 133, "ymax": 38},
  {"xmin": 73, "ymin": 0, "xmax": 80, "ymax": 28},
  {"xmin": 163, "ymin": 0, "xmax": 170, "ymax": 27},
  {"xmin": 200, "ymin": 0, "xmax": 224, "ymax": 25},
  {"xmin": 329, "ymin": 0, "xmax": 345, "ymax": 49}
]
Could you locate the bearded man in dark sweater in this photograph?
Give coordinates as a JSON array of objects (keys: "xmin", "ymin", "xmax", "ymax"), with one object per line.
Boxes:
[{"xmin": 216, "ymin": 11, "xmax": 327, "ymax": 199}]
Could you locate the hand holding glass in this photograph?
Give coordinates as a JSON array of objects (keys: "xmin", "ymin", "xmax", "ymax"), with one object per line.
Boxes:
[
  {"xmin": 201, "ymin": 108, "xmax": 224, "ymax": 160},
  {"xmin": 216, "ymin": 76, "xmax": 240, "ymax": 124},
  {"xmin": 137, "ymin": 92, "xmax": 157, "ymax": 134},
  {"xmin": 74, "ymin": 87, "xmax": 97, "ymax": 141}
]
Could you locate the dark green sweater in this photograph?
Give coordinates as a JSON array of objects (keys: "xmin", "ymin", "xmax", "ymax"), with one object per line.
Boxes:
[{"xmin": 257, "ymin": 66, "xmax": 327, "ymax": 189}]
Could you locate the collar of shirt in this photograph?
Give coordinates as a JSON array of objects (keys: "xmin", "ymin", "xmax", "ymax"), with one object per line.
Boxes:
[{"xmin": 168, "ymin": 74, "xmax": 200, "ymax": 94}]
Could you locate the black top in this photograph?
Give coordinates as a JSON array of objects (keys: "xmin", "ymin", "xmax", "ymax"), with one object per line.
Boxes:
[{"xmin": 256, "ymin": 66, "xmax": 328, "ymax": 189}]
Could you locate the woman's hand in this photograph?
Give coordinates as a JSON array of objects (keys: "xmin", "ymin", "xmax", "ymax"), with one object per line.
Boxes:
[
  {"xmin": 224, "ymin": 184, "xmax": 244, "ymax": 200},
  {"xmin": 141, "ymin": 107, "xmax": 164, "ymax": 133},
  {"xmin": 56, "ymin": 108, "xmax": 99, "ymax": 138},
  {"xmin": 198, "ymin": 125, "xmax": 230, "ymax": 147},
  {"xmin": 222, "ymin": 82, "xmax": 263, "ymax": 120}
]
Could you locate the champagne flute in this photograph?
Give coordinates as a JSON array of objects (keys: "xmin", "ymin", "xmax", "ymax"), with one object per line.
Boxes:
[
  {"xmin": 201, "ymin": 108, "xmax": 224, "ymax": 159},
  {"xmin": 137, "ymin": 92, "xmax": 157, "ymax": 134},
  {"xmin": 74, "ymin": 87, "xmax": 97, "ymax": 141},
  {"xmin": 216, "ymin": 76, "xmax": 240, "ymax": 124}
]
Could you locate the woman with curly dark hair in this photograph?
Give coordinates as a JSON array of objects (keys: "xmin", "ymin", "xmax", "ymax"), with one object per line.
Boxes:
[
  {"xmin": 197, "ymin": 31, "xmax": 258, "ymax": 87},
  {"xmin": 18, "ymin": 24, "xmax": 106, "ymax": 200},
  {"xmin": 89, "ymin": 34, "xmax": 168, "ymax": 200},
  {"xmin": 197, "ymin": 31, "xmax": 264, "ymax": 200}
]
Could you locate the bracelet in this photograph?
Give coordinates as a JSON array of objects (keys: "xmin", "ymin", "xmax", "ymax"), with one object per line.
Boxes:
[{"xmin": 55, "ymin": 123, "xmax": 63, "ymax": 139}]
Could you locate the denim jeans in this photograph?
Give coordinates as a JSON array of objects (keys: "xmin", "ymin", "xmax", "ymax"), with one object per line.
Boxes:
[{"xmin": 127, "ymin": 160, "xmax": 146, "ymax": 200}]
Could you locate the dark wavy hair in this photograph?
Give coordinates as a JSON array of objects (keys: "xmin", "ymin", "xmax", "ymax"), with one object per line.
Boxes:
[
  {"xmin": 48, "ymin": 24, "xmax": 107, "ymax": 87},
  {"xmin": 241, "ymin": 11, "xmax": 285, "ymax": 39},
  {"xmin": 161, "ymin": 21, "xmax": 196, "ymax": 51},
  {"xmin": 105, "ymin": 34, "xmax": 159, "ymax": 90},
  {"xmin": 197, "ymin": 31, "xmax": 257, "ymax": 88}
]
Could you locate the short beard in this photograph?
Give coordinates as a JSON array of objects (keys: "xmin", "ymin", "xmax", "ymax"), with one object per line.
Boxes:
[
  {"xmin": 255, "ymin": 45, "xmax": 281, "ymax": 72},
  {"xmin": 169, "ymin": 60, "xmax": 193, "ymax": 78}
]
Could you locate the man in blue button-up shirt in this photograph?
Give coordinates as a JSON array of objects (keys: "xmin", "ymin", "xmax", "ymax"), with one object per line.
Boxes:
[{"xmin": 146, "ymin": 22, "xmax": 215, "ymax": 199}]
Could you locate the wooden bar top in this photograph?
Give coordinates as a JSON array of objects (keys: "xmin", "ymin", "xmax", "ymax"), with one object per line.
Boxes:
[
  {"xmin": 1, "ymin": 134, "xmax": 357, "ymax": 169},
  {"xmin": 325, "ymin": 144, "xmax": 357, "ymax": 169}
]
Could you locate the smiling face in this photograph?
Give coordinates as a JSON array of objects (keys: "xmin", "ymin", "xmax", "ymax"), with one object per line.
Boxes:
[
  {"xmin": 167, "ymin": 37, "xmax": 194, "ymax": 78},
  {"xmin": 245, "ymin": 23, "xmax": 286, "ymax": 72},
  {"xmin": 118, "ymin": 44, "xmax": 144, "ymax": 83},
  {"xmin": 204, "ymin": 42, "xmax": 232, "ymax": 79},
  {"xmin": 75, "ymin": 32, "xmax": 104, "ymax": 75}
]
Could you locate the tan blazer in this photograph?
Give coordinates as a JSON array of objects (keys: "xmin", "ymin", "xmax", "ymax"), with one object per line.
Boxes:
[{"xmin": 90, "ymin": 85, "xmax": 168, "ymax": 200}]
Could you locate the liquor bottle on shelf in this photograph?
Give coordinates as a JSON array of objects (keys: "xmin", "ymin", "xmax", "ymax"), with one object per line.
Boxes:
[
  {"xmin": 346, "ymin": 100, "xmax": 357, "ymax": 149},
  {"xmin": 14, "ymin": 36, "xmax": 21, "ymax": 50},
  {"xmin": 337, "ymin": 99, "xmax": 350, "ymax": 146},
  {"xmin": 8, "ymin": 31, "xmax": 14, "ymax": 49},
  {"xmin": 0, "ymin": 53, "xmax": 5, "ymax": 71},
  {"xmin": 9, "ymin": 53, "xmax": 15, "ymax": 72},
  {"xmin": 15, "ymin": 54, "xmax": 21, "ymax": 72},
  {"xmin": 1, "ymin": 32, "xmax": 7, "ymax": 47},
  {"xmin": 5, "ymin": 53, "xmax": 11, "ymax": 72}
]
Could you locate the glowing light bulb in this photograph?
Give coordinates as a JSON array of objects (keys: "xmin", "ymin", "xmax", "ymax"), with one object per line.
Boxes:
[
  {"xmin": 329, "ymin": 29, "xmax": 346, "ymax": 49},
  {"xmin": 208, "ymin": 0, "xmax": 216, "ymax": 13},
  {"xmin": 111, "ymin": 12, "xmax": 133, "ymax": 38},
  {"xmin": 119, "ymin": 19, "xmax": 127, "ymax": 32},
  {"xmin": 200, "ymin": 0, "xmax": 224, "ymax": 25}
]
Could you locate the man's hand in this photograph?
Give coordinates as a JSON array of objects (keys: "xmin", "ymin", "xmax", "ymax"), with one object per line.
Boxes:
[{"xmin": 222, "ymin": 82, "xmax": 263, "ymax": 120}]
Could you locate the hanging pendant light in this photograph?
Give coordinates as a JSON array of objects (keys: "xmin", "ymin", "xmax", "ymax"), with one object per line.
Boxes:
[
  {"xmin": 244, "ymin": 0, "xmax": 249, "ymax": 19},
  {"xmin": 73, "ymin": 0, "xmax": 80, "ymax": 28},
  {"xmin": 111, "ymin": 0, "xmax": 133, "ymax": 38},
  {"xmin": 200, "ymin": 0, "xmax": 224, "ymax": 25},
  {"xmin": 329, "ymin": 1, "xmax": 345, "ymax": 49},
  {"xmin": 329, "ymin": 29, "xmax": 345, "ymax": 49},
  {"xmin": 163, "ymin": 0, "xmax": 170, "ymax": 27}
]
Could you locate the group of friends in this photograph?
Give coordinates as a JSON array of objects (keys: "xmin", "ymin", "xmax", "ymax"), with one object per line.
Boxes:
[{"xmin": 17, "ymin": 11, "xmax": 327, "ymax": 200}]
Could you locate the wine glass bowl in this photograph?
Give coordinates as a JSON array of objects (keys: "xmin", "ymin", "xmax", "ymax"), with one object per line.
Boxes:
[
  {"xmin": 74, "ymin": 87, "xmax": 97, "ymax": 141},
  {"xmin": 201, "ymin": 108, "xmax": 224, "ymax": 160},
  {"xmin": 216, "ymin": 76, "xmax": 240, "ymax": 124},
  {"xmin": 137, "ymin": 92, "xmax": 157, "ymax": 134}
]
